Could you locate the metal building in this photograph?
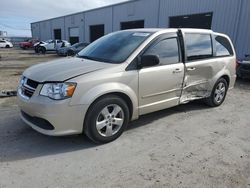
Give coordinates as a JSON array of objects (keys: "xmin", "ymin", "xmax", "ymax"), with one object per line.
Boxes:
[{"xmin": 31, "ymin": 0, "xmax": 250, "ymax": 59}]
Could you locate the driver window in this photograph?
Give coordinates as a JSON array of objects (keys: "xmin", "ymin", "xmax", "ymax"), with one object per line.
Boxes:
[{"xmin": 144, "ymin": 38, "xmax": 180, "ymax": 66}]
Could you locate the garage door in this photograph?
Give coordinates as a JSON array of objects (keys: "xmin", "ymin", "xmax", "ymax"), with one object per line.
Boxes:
[
  {"xmin": 54, "ymin": 29, "xmax": 61, "ymax": 40},
  {"xmin": 121, "ymin": 20, "xmax": 144, "ymax": 30},
  {"xmin": 90, "ymin": 24, "xmax": 104, "ymax": 43},
  {"xmin": 169, "ymin": 12, "xmax": 213, "ymax": 29},
  {"xmin": 69, "ymin": 27, "xmax": 79, "ymax": 44}
]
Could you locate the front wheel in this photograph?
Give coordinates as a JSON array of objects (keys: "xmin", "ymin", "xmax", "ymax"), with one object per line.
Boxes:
[
  {"xmin": 204, "ymin": 78, "xmax": 228, "ymax": 107},
  {"xmin": 6, "ymin": 45, "xmax": 10, "ymax": 48},
  {"xmin": 38, "ymin": 47, "xmax": 46, "ymax": 54},
  {"xmin": 84, "ymin": 95, "xmax": 130, "ymax": 143}
]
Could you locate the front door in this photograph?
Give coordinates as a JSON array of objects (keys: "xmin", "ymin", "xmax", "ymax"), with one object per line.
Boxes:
[
  {"xmin": 139, "ymin": 34, "xmax": 184, "ymax": 115},
  {"xmin": 181, "ymin": 32, "xmax": 214, "ymax": 102}
]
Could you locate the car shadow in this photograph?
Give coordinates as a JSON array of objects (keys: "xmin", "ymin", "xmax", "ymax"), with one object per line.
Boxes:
[
  {"xmin": 128, "ymin": 100, "xmax": 208, "ymax": 131},
  {"xmin": 0, "ymin": 110, "xmax": 97, "ymax": 162},
  {"xmin": 0, "ymin": 100, "xmax": 208, "ymax": 162}
]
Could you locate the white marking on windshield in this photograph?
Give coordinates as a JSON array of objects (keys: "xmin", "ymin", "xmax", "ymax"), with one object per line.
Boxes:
[{"xmin": 132, "ymin": 33, "xmax": 150, "ymax": 37}]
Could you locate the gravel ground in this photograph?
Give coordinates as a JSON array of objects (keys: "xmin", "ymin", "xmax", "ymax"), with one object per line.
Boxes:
[{"xmin": 0, "ymin": 49, "xmax": 250, "ymax": 188}]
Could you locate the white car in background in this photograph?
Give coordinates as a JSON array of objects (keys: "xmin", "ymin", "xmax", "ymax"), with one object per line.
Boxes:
[
  {"xmin": 0, "ymin": 39, "xmax": 13, "ymax": 48},
  {"xmin": 35, "ymin": 39, "xmax": 71, "ymax": 54}
]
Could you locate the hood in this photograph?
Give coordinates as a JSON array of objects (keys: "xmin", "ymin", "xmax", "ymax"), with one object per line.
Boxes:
[
  {"xmin": 23, "ymin": 57, "xmax": 114, "ymax": 82},
  {"xmin": 34, "ymin": 41, "xmax": 44, "ymax": 46},
  {"xmin": 39, "ymin": 42, "xmax": 48, "ymax": 46}
]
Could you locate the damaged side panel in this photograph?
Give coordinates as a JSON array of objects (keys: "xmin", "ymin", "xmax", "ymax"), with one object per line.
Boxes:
[
  {"xmin": 180, "ymin": 59, "xmax": 222, "ymax": 103},
  {"xmin": 180, "ymin": 79, "xmax": 210, "ymax": 103}
]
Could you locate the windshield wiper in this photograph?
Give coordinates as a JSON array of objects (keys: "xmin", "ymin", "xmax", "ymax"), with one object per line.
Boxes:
[
  {"xmin": 77, "ymin": 55, "xmax": 115, "ymax": 63},
  {"xmin": 77, "ymin": 55, "xmax": 97, "ymax": 61}
]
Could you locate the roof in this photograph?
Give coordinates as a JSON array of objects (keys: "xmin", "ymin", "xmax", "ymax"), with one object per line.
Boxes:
[
  {"xmin": 122, "ymin": 28, "xmax": 213, "ymax": 34},
  {"xmin": 31, "ymin": 0, "xmax": 138, "ymax": 24}
]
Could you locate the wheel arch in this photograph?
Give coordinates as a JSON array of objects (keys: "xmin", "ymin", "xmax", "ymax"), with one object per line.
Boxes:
[
  {"xmin": 86, "ymin": 92, "xmax": 134, "ymax": 121},
  {"xmin": 220, "ymin": 75, "xmax": 230, "ymax": 86}
]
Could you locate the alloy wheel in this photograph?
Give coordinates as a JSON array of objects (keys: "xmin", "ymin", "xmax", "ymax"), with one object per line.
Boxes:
[
  {"xmin": 96, "ymin": 104, "xmax": 124, "ymax": 137},
  {"xmin": 214, "ymin": 82, "xmax": 226, "ymax": 104}
]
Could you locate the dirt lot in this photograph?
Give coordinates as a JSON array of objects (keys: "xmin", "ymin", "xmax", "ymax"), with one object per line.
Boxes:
[
  {"xmin": 0, "ymin": 48, "xmax": 61, "ymax": 106},
  {"xmin": 0, "ymin": 49, "xmax": 250, "ymax": 188}
]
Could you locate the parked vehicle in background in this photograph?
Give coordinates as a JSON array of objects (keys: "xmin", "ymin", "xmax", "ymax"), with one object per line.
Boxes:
[
  {"xmin": 17, "ymin": 29, "xmax": 236, "ymax": 143},
  {"xmin": 237, "ymin": 55, "xmax": 250, "ymax": 79},
  {"xmin": 0, "ymin": 39, "xmax": 13, "ymax": 48},
  {"xmin": 34, "ymin": 39, "xmax": 71, "ymax": 54},
  {"xmin": 19, "ymin": 39, "xmax": 39, "ymax": 49},
  {"xmin": 57, "ymin": 42, "xmax": 89, "ymax": 56},
  {"xmin": 34, "ymin": 41, "xmax": 43, "ymax": 53}
]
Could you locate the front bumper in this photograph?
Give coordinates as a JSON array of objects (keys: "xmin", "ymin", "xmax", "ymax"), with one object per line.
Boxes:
[
  {"xmin": 17, "ymin": 90, "xmax": 88, "ymax": 136},
  {"xmin": 57, "ymin": 50, "xmax": 67, "ymax": 56}
]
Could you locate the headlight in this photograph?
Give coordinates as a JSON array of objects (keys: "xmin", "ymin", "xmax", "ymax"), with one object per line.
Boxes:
[
  {"xmin": 40, "ymin": 82, "xmax": 76, "ymax": 100},
  {"xmin": 19, "ymin": 76, "xmax": 25, "ymax": 86}
]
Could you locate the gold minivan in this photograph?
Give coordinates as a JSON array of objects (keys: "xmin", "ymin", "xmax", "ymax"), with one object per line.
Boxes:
[{"xmin": 17, "ymin": 29, "xmax": 236, "ymax": 143}]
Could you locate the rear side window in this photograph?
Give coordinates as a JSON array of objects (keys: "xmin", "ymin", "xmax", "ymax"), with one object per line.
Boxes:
[
  {"xmin": 215, "ymin": 35, "xmax": 233, "ymax": 57},
  {"xmin": 144, "ymin": 38, "xmax": 180, "ymax": 65},
  {"xmin": 185, "ymin": 33, "xmax": 212, "ymax": 61}
]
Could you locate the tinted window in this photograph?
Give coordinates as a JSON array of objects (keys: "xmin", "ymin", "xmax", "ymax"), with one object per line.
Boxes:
[
  {"xmin": 186, "ymin": 33, "xmax": 212, "ymax": 61},
  {"xmin": 215, "ymin": 35, "xmax": 233, "ymax": 57},
  {"xmin": 144, "ymin": 38, "xmax": 179, "ymax": 65},
  {"xmin": 78, "ymin": 31, "xmax": 152, "ymax": 64}
]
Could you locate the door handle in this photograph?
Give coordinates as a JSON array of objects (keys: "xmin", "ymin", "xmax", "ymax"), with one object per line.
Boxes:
[
  {"xmin": 187, "ymin": 67, "xmax": 196, "ymax": 71},
  {"xmin": 173, "ymin": 68, "xmax": 182, "ymax": 73}
]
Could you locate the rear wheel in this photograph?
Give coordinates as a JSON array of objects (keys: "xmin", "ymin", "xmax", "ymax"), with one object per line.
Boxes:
[
  {"xmin": 84, "ymin": 95, "xmax": 130, "ymax": 143},
  {"xmin": 204, "ymin": 78, "xmax": 228, "ymax": 107}
]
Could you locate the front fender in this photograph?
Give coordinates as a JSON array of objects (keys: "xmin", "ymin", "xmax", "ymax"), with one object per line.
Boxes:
[{"xmin": 70, "ymin": 82, "xmax": 139, "ymax": 120}]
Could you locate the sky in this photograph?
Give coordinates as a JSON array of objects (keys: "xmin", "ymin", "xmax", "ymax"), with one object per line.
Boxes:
[{"xmin": 0, "ymin": 0, "xmax": 129, "ymax": 37}]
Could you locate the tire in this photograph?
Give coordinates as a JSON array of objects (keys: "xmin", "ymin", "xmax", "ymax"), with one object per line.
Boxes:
[
  {"xmin": 34, "ymin": 47, "xmax": 39, "ymax": 53},
  {"xmin": 204, "ymin": 78, "xmax": 228, "ymax": 107},
  {"xmin": 67, "ymin": 50, "xmax": 75, "ymax": 56},
  {"xmin": 6, "ymin": 45, "xmax": 10, "ymax": 48},
  {"xmin": 38, "ymin": 47, "xmax": 46, "ymax": 54},
  {"xmin": 84, "ymin": 95, "xmax": 130, "ymax": 143}
]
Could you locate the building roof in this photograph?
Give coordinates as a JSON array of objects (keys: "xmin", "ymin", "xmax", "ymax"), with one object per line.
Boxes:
[{"xmin": 31, "ymin": 0, "xmax": 138, "ymax": 24}]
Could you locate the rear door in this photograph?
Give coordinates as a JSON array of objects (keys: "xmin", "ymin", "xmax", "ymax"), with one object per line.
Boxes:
[
  {"xmin": 181, "ymin": 31, "xmax": 214, "ymax": 102},
  {"xmin": 138, "ymin": 33, "xmax": 185, "ymax": 115}
]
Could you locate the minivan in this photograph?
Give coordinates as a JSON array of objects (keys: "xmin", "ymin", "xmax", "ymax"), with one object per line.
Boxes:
[{"xmin": 17, "ymin": 29, "xmax": 236, "ymax": 143}]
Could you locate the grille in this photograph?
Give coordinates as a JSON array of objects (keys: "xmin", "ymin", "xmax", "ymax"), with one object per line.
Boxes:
[
  {"xmin": 21, "ymin": 78, "xmax": 39, "ymax": 98},
  {"xmin": 26, "ymin": 79, "xmax": 39, "ymax": 88}
]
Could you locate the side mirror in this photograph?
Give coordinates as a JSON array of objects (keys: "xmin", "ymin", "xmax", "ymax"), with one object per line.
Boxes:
[{"xmin": 139, "ymin": 55, "xmax": 160, "ymax": 68}]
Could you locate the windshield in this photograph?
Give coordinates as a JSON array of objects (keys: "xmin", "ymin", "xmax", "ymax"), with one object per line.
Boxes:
[{"xmin": 77, "ymin": 31, "xmax": 152, "ymax": 64}]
